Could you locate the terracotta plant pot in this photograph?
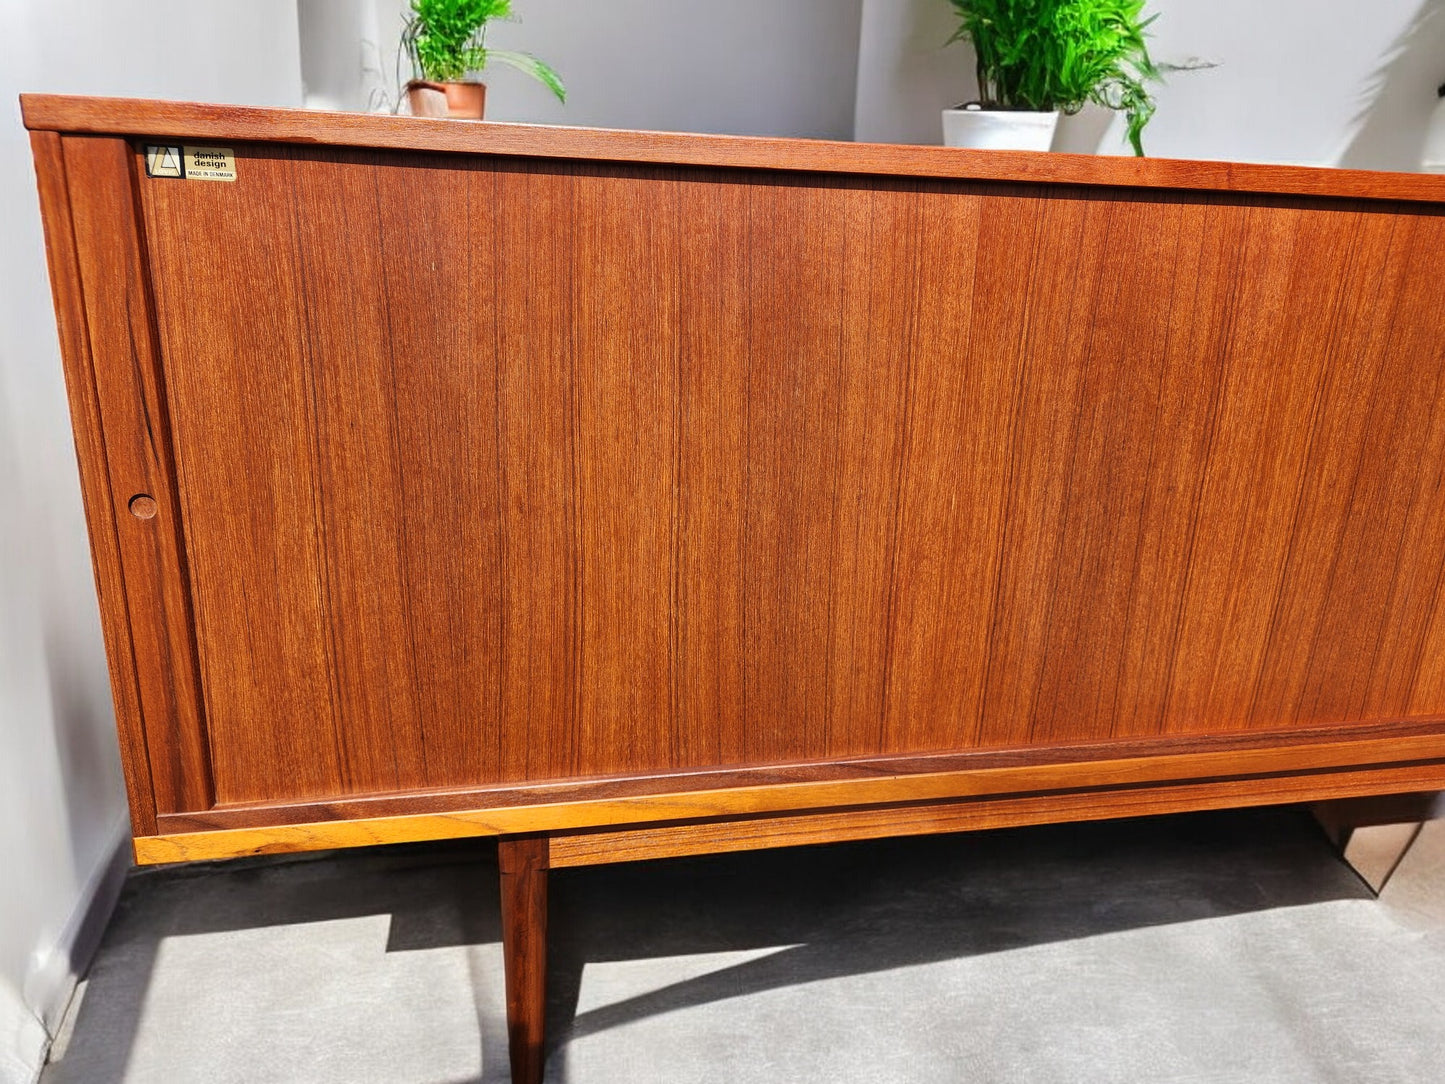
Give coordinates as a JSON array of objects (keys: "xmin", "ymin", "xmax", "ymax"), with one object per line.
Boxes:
[{"xmin": 406, "ymin": 80, "xmax": 486, "ymax": 120}]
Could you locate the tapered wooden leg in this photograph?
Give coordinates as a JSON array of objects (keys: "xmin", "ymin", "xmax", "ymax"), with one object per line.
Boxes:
[{"xmin": 499, "ymin": 835, "xmax": 550, "ymax": 1084}]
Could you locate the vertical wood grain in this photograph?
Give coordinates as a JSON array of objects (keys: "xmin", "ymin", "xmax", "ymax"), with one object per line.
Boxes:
[
  {"xmin": 499, "ymin": 835, "xmax": 549, "ymax": 1084},
  {"xmin": 1022, "ymin": 192, "xmax": 1186, "ymax": 743},
  {"xmin": 284, "ymin": 149, "xmax": 425, "ymax": 794},
  {"xmin": 673, "ymin": 173, "xmax": 750, "ymax": 767},
  {"xmin": 128, "ymin": 144, "xmax": 1445, "ymax": 806},
  {"xmin": 373, "ymin": 154, "xmax": 506, "ymax": 787},
  {"xmin": 740, "ymin": 176, "xmax": 849, "ymax": 764},
  {"xmin": 878, "ymin": 182, "xmax": 993, "ymax": 752},
  {"xmin": 1246, "ymin": 207, "xmax": 1414, "ymax": 725},
  {"xmin": 970, "ymin": 186, "xmax": 1103, "ymax": 746},
  {"xmin": 29, "ymin": 132, "xmax": 159, "ymax": 834},
  {"xmin": 143, "ymin": 145, "xmax": 349, "ymax": 802},
  {"xmin": 55, "ymin": 135, "xmax": 212, "ymax": 817},
  {"xmin": 827, "ymin": 179, "xmax": 920, "ymax": 758},
  {"xmin": 493, "ymin": 161, "xmax": 581, "ymax": 784},
  {"xmin": 1100, "ymin": 194, "xmax": 1227, "ymax": 739},
  {"xmin": 570, "ymin": 165, "xmax": 680, "ymax": 775}
]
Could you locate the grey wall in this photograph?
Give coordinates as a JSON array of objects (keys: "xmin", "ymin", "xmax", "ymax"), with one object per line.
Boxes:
[
  {"xmin": 0, "ymin": 5, "xmax": 302, "ymax": 1081},
  {"xmin": 304, "ymin": 0, "xmax": 865, "ymax": 139},
  {"xmin": 1337, "ymin": 0, "xmax": 1445, "ymax": 170},
  {"xmin": 853, "ymin": 0, "xmax": 972, "ymax": 144},
  {"xmin": 1132, "ymin": 0, "xmax": 1437, "ymax": 164}
]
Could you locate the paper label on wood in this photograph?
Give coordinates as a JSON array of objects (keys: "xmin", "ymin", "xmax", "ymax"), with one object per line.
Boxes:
[{"xmin": 181, "ymin": 146, "xmax": 237, "ymax": 182}]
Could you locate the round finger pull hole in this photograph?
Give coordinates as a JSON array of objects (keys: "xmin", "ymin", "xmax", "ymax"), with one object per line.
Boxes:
[{"xmin": 128, "ymin": 494, "xmax": 158, "ymax": 519}]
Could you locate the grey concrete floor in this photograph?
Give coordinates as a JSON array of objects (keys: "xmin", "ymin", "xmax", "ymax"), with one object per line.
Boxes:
[{"xmin": 40, "ymin": 807, "xmax": 1445, "ymax": 1084}]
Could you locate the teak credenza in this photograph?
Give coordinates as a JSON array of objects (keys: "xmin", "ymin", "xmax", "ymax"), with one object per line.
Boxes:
[{"xmin": 25, "ymin": 94, "xmax": 1445, "ymax": 1082}]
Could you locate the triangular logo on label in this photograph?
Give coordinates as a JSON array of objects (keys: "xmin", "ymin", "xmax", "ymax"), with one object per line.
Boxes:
[{"xmin": 144, "ymin": 145, "xmax": 183, "ymax": 178}]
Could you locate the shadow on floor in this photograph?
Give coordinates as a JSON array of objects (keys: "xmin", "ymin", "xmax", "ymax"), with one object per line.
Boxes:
[
  {"xmin": 546, "ymin": 807, "xmax": 1368, "ymax": 1052},
  {"xmin": 45, "ymin": 807, "xmax": 1369, "ymax": 1084}
]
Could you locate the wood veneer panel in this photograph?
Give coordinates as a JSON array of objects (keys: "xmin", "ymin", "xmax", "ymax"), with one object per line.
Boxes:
[
  {"xmin": 22, "ymin": 94, "xmax": 1445, "ymax": 206},
  {"xmin": 373, "ymin": 156, "xmax": 506, "ymax": 787},
  {"xmin": 742, "ymin": 176, "xmax": 849, "ymax": 762},
  {"xmin": 1019, "ymin": 193, "xmax": 1198, "ymax": 744},
  {"xmin": 570, "ymin": 163, "xmax": 680, "ymax": 775},
  {"xmin": 674, "ymin": 172, "xmax": 749, "ymax": 767},
  {"xmin": 876, "ymin": 183, "xmax": 993, "ymax": 754},
  {"xmin": 141, "ymin": 147, "xmax": 347, "ymax": 802},
  {"xmin": 29, "ymin": 132, "xmax": 159, "ymax": 834},
  {"xmin": 490, "ymin": 161, "xmax": 578, "ymax": 785},
  {"xmin": 129, "ymin": 141, "xmax": 1445, "ymax": 807},
  {"xmin": 58, "ymin": 137, "xmax": 213, "ymax": 815},
  {"xmin": 1166, "ymin": 203, "xmax": 1445, "ymax": 733},
  {"xmin": 966, "ymin": 187, "xmax": 1107, "ymax": 747}
]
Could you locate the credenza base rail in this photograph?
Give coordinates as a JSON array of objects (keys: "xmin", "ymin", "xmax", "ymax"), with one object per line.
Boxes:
[{"xmin": 133, "ymin": 726, "xmax": 1445, "ymax": 864}]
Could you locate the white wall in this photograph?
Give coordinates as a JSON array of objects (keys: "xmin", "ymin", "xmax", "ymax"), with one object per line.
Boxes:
[
  {"xmin": 310, "ymin": 0, "xmax": 1445, "ymax": 162},
  {"xmin": 853, "ymin": 0, "xmax": 1445, "ymax": 167},
  {"xmin": 853, "ymin": 0, "xmax": 972, "ymax": 144},
  {"xmin": 303, "ymin": 0, "xmax": 865, "ymax": 139},
  {"xmin": 1335, "ymin": 0, "xmax": 1445, "ymax": 170},
  {"xmin": 0, "ymin": 4, "xmax": 302, "ymax": 1081},
  {"xmin": 1134, "ymin": 0, "xmax": 1438, "ymax": 165}
]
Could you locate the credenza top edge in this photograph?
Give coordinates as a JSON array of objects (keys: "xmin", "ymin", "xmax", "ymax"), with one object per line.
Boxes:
[{"xmin": 21, "ymin": 93, "xmax": 1445, "ymax": 205}]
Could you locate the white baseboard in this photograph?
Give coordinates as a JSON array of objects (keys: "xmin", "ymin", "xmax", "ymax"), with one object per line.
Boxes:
[
  {"xmin": 22, "ymin": 814, "xmax": 131, "ymax": 1039},
  {"xmin": 0, "ymin": 985, "xmax": 50, "ymax": 1084}
]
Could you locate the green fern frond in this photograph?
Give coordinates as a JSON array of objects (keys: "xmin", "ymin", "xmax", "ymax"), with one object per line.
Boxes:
[
  {"xmin": 485, "ymin": 49, "xmax": 566, "ymax": 103},
  {"xmin": 945, "ymin": 0, "xmax": 1159, "ymax": 155}
]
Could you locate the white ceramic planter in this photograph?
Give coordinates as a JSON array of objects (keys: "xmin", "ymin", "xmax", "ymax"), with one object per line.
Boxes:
[
  {"xmin": 1423, "ymin": 84, "xmax": 1445, "ymax": 172},
  {"xmin": 941, "ymin": 106, "xmax": 1059, "ymax": 151}
]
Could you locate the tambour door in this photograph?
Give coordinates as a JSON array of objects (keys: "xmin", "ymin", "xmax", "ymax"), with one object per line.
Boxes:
[{"xmin": 132, "ymin": 140, "xmax": 1445, "ymax": 809}]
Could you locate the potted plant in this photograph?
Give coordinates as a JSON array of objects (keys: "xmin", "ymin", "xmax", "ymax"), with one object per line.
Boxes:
[
  {"xmin": 403, "ymin": 0, "xmax": 565, "ymax": 120},
  {"xmin": 942, "ymin": 0, "xmax": 1158, "ymax": 155}
]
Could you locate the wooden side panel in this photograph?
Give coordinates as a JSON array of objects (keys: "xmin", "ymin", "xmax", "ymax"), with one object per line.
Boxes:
[
  {"xmin": 34, "ymin": 134, "xmax": 213, "ymax": 824},
  {"xmin": 30, "ymin": 132, "xmax": 159, "ymax": 834},
  {"xmin": 135, "ymin": 144, "xmax": 1445, "ymax": 806}
]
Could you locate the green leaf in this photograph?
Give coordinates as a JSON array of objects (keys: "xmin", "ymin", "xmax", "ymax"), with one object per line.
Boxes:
[{"xmin": 485, "ymin": 49, "xmax": 567, "ymax": 103}]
